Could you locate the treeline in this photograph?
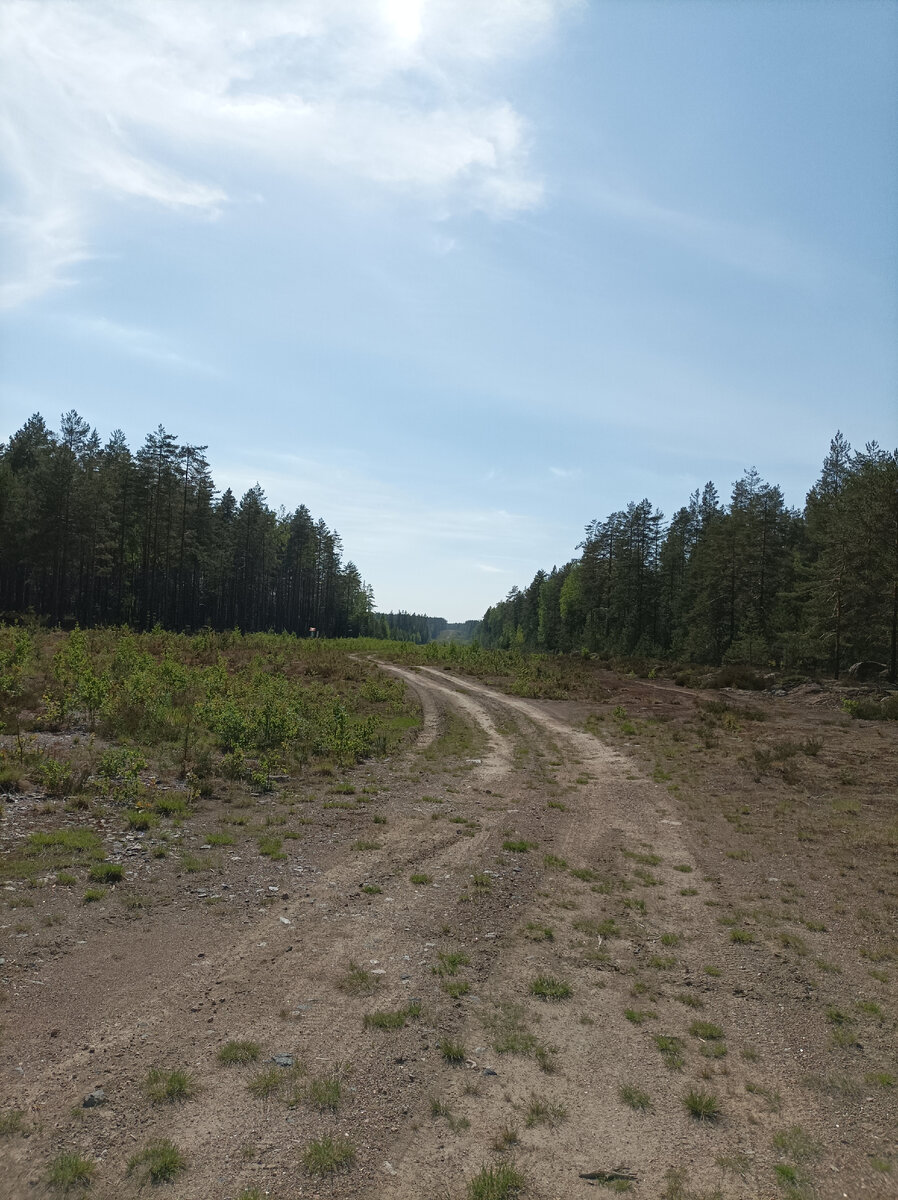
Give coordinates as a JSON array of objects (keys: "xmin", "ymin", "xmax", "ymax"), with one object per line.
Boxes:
[
  {"xmin": 480, "ymin": 435, "xmax": 898, "ymax": 680},
  {"xmin": 365, "ymin": 612, "xmax": 449, "ymax": 643},
  {"xmin": 0, "ymin": 412, "xmax": 376, "ymax": 638}
]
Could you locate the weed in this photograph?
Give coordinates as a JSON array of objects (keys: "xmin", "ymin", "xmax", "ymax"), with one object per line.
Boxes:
[
  {"xmin": 680, "ymin": 887, "xmax": 699, "ymax": 896},
  {"xmin": 410, "ymin": 872, "xmax": 432, "ymax": 885},
  {"xmin": 683, "ymin": 1087, "xmax": 720, "ymax": 1121},
  {"xmin": 466, "ymin": 1162, "xmax": 526, "ymax": 1200},
  {"xmin": 206, "ymin": 831, "xmax": 235, "ymax": 846},
  {"xmin": 623, "ymin": 850, "xmax": 662, "ymax": 866},
  {"xmin": 55, "ymin": 871, "xmax": 77, "ymax": 886},
  {"xmin": 439, "ymin": 1037, "xmax": 467, "ymax": 1064},
  {"xmin": 730, "ymin": 928, "xmax": 755, "ymax": 944},
  {"xmin": 654, "ymin": 1035, "xmax": 685, "ymax": 1070},
  {"xmin": 257, "ymin": 834, "xmax": 285, "ymax": 859},
  {"xmin": 524, "ymin": 922, "xmax": 554, "ymax": 942},
  {"xmin": 145, "ymin": 1067, "xmax": 198, "ymax": 1104},
  {"xmin": 491, "ymin": 1125, "xmax": 520, "ymax": 1151},
  {"xmin": 48, "ymin": 1153, "xmax": 96, "ymax": 1191},
  {"xmin": 543, "ymin": 853, "xmax": 568, "ymax": 869},
  {"xmin": 302, "ymin": 1135, "xmax": 355, "ymax": 1176},
  {"xmin": 487, "ymin": 1003, "xmax": 538, "ymax": 1056},
  {"xmin": 82, "ymin": 888, "xmax": 106, "ymax": 903},
  {"xmin": 503, "ymin": 840, "xmax": 534, "ymax": 853},
  {"xmin": 746, "ymin": 1082, "xmax": 782, "ymax": 1112},
  {"xmin": 444, "ymin": 980, "xmax": 471, "ymax": 999},
  {"xmin": 247, "ymin": 1067, "xmax": 283, "ymax": 1098},
  {"xmin": 127, "ymin": 1139, "xmax": 187, "ymax": 1185},
  {"xmin": 689, "ymin": 1020, "xmax": 724, "ymax": 1041},
  {"xmin": 534, "ymin": 1044, "xmax": 557, "ymax": 1073},
  {"xmin": 529, "ymin": 974, "xmax": 572, "ymax": 1001},
  {"xmin": 525, "ymin": 1093, "xmax": 568, "ymax": 1128},
  {"xmin": 339, "ymin": 962, "xmax": 380, "ymax": 995},
  {"xmin": 661, "ymin": 932, "xmax": 681, "ymax": 947},
  {"xmin": 88, "ymin": 862, "xmax": 123, "ymax": 884},
  {"xmin": 436, "ymin": 950, "xmax": 470, "ymax": 976},
  {"xmin": 364, "ymin": 1006, "xmax": 417, "ymax": 1030},
  {"xmin": 648, "ymin": 955, "xmax": 677, "ymax": 970},
  {"xmin": 674, "ymin": 992, "xmax": 705, "ymax": 1010},
  {"xmin": 307, "ymin": 1075, "xmax": 342, "ymax": 1110},
  {"xmin": 772, "ymin": 1126, "xmax": 819, "ymax": 1162},
  {"xmin": 673, "ymin": 864, "xmax": 693, "ymax": 873},
  {"xmin": 865, "ymin": 1071, "xmax": 896, "ymax": 1087},
  {"xmin": 624, "ymin": 1008, "xmax": 656, "ymax": 1025},
  {"xmin": 573, "ymin": 917, "xmax": 618, "ymax": 938},
  {"xmin": 619, "ymin": 1083, "xmax": 652, "ymax": 1110},
  {"xmin": 353, "ymin": 839, "xmax": 381, "ymax": 851},
  {"xmin": 0, "ymin": 1110, "xmax": 25, "ymax": 1136},
  {"xmin": 361, "ymin": 883, "xmax": 382, "ymax": 895},
  {"xmin": 217, "ymin": 1040, "xmax": 261, "ymax": 1066},
  {"xmin": 780, "ymin": 932, "xmax": 808, "ymax": 955}
]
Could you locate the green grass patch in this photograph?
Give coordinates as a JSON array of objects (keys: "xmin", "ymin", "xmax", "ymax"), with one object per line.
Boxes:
[
  {"xmin": 529, "ymin": 974, "xmax": 572, "ymax": 1001},
  {"xmin": 302, "ymin": 1135, "xmax": 355, "ymax": 1177},
  {"xmin": 217, "ymin": 1040, "xmax": 261, "ymax": 1066},
  {"xmin": 127, "ymin": 1139, "xmax": 187, "ymax": 1185}
]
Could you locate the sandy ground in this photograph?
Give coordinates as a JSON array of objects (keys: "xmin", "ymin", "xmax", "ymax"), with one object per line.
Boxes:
[{"xmin": 1, "ymin": 661, "xmax": 896, "ymax": 1199}]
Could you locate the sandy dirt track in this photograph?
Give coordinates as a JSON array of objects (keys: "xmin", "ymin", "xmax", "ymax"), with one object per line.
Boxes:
[{"xmin": 2, "ymin": 662, "xmax": 895, "ymax": 1199}]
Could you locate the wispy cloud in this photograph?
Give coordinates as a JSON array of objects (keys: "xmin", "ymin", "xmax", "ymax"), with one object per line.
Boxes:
[
  {"xmin": 64, "ymin": 315, "xmax": 220, "ymax": 376},
  {"xmin": 0, "ymin": 0, "xmax": 576, "ymax": 307},
  {"xmin": 219, "ymin": 448, "xmax": 561, "ymax": 614},
  {"xmin": 588, "ymin": 183, "xmax": 822, "ymax": 286},
  {"xmin": 549, "ymin": 465, "xmax": 580, "ymax": 478}
]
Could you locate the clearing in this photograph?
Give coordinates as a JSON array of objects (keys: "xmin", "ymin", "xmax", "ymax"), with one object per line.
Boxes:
[{"xmin": 1, "ymin": 648, "xmax": 896, "ymax": 1199}]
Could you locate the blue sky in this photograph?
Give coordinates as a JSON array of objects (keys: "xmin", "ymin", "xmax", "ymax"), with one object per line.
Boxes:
[{"xmin": 2, "ymin": 0, "xmax": 896, "ymax": 621}]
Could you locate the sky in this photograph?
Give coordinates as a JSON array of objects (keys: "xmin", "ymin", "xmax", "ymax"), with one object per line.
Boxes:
[{"xmin": 1, "ymin": 0, "xmax": 896, "ymax": 622}]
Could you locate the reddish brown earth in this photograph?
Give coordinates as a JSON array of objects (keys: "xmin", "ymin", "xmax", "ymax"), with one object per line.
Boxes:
[{"xmin": 1, "ymin": 660, "xmax": 896, "ymax": 1199}]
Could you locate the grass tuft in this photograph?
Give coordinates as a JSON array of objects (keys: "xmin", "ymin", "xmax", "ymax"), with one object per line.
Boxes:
[
  {"xmin": 48, "ymin": 1153, "xmax": 95, "ymax": 1191},
  {"xmin": 217, "ymin": 1040, "xmax": 261, "ymax": 1066},
  {"xmin": 466, "ymin": 1162, "xmax": 526, "ymax": 1200},
  {"xmin": 144, "ymin": 1067, "xmax": 198, "ymax": 1104},
  {"xmin": 127, "ymin": 1139, "xmax": 187, "ymax": 1185},
  {"xmin": 302, "ymin": 1135, "xmax": 356, "ymax": 1176},
  {"xmin": 529, "ymin": 974, "xmax": 572, "ymax": 1001},
  {"xmin": 619, "ymin": 1083, "xmax": 652, "ymax": 1111},
  {"xmin": 683, "ymin": 1087, "xmax": 721, "ymax": 1121}
]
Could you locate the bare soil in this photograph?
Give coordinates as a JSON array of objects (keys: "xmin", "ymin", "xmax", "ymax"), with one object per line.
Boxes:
[{"xmin": 1, "ymin": 660, "xmax": 896, "ymax": 1199}]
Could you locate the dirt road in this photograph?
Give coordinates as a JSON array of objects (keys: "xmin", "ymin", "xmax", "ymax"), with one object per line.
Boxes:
[{"xmin": 2, "ymin": 662, "xmax": 895, "ymax": 1198}]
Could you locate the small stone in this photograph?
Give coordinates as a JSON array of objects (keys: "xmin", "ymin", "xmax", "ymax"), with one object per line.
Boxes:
[
  {"xmin": 271, "ymin": 1054, "xmax": 294, "ymax": 1068},
  {"xmin": 83, "ymin": 1089, "xmax": 106, "ymax": 1107},
  {"xmin": 482, "ymin": 1068, "xmax": 498, "ymax": 1077}
]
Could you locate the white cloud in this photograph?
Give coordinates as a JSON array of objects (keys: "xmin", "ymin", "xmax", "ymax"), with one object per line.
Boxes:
[
  {"xmin": 0, "ymin": 0, "xmax": 576, "ymax": 307},
  {"xmin": 549, "ymin": 465, "xmax": 579, "ymax": 478}
]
